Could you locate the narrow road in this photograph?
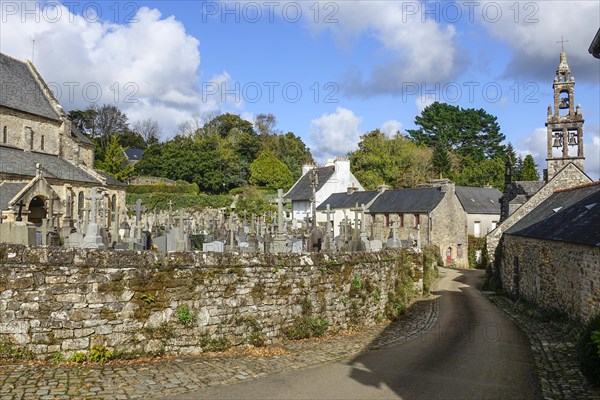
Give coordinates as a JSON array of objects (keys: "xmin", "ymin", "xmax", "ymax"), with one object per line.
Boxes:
[{"xmin": 168, "ymin": 268, "xmax": 541, "ymax": 399}]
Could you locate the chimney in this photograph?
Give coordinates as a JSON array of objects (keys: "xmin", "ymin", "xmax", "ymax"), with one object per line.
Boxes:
[
  {"xmin": 378, "ymin": 183, "xmax": 389, "ymax": 193},
  {"xmin": 347, "ymin": 183, "xmax": 357, "ymax": 195},
  {"xmin": 302, "ymin": 164, "xmax": 314, "ymax": 176},
  {"xmin": 334, "ymin": 157, "xmax": 350, "ymax": 173}
]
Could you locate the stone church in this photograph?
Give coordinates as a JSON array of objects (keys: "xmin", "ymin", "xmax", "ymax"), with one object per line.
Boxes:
[
  {"xmin": 0, "ymin": 52, "xmax": 126, "ymax": 241},
  {"xmin": 487, "ymin": 50, "xmax": 593, "ymax": 258}
]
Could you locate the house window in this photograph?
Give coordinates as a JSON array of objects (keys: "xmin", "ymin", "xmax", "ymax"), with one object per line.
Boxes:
[
  {"xmin": 474, "ymin": 221, "xmax": 481, "ymax": 237},
  {"xmin": 413, "ymin": 214, "xmax": 420, "ymax": 228},
  {"xmin": 457, "ymin": 244, "xmax": 463, "ymax": 258},
  {"xmin": 78, "ymin": 191, "xmax": 85, "ymax": 219},
  {"xmin": 384, "ymin": 214, "xmax": 389, "ymax": 227},
  {"xmin": 491, "ymin": 221, "xmax": 498, "ymax": 230},
  {"xmin": 399, "ymin": 214, "xmax": 404, "ymax": 227},
  {"xmin": 40, "ymin": 135, "xmax": 44, "ymax": 151},
  {"xmin": 2, "ymin": 126, "xmax": 6, "ymax": 143},
  {"xmin": 30, "ymin": 130, "xmax": 34, "ymax": 150}
]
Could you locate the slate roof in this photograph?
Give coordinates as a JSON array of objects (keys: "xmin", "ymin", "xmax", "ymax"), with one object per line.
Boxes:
[
  {"xmin": 0, "ymin": 146, "xmax": 100, "ymax": 184},
  {"xmin": 0, "ymin": 53, "xmax": 60, "ymax": 121},
  {"xmin": 368, "ymin": 188, "xmax": 445, "ymax": 213},
  {"xmin": 95, "ymin": 170, "xmax": 126, "ymax": 187},
  {"xmin": 71, "ymin": 126, "xmax": 94, "ymax": 146},
  {"xmin": 455, "ymin": 186, "xmax": 502, "ymax": 214},
  {"xmin": 0, "ymin": 182, "xmax": 27, "ymax": 210},
  {"xmin": 503, "ymin": 181, "xmax": 544, "ymax": 204},
  {"xmin": 285, "ymin": 166, "xmax": 335, "ymax": 201},
  {"xmin": 317, "ymin": 191, "xmax": 380, "ymax": 210},
  {"xmin": 506, "ymin": 182, "xmax": 600, "ymax": 246},
  {"xmin": 124, "ymin": 148, "xmax": 144, "ymax": 161}
]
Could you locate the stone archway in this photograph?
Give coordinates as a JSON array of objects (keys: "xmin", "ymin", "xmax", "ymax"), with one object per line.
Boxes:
[{"xmin": 28, "ymin": 196, "xmax": 47, "ymax": 225}]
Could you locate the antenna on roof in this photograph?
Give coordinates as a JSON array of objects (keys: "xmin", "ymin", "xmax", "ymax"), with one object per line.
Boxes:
[{"xmin": 32, "ymin": 39, "xmax": 35, "ymax": 63}]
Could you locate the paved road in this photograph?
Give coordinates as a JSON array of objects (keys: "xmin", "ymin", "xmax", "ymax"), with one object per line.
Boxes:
[{"xmin": 170, "ymin": 269, "xmax": 541, "ymax": 400}]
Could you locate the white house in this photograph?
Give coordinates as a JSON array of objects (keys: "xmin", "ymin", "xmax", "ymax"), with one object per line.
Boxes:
[{"xmin": 284, "ymin": 157, "xmax": 364, "ymax": 223}]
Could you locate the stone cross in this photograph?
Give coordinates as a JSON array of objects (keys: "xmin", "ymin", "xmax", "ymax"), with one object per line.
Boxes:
[
  {"xmin": 173, "ymin": 209, "xmax": 188, "ymax": 251},
  {"xmin": 323, "ymin": 204, "xmax": 335, "ymax": 235},
  {"xmin": 351, "ymin": 203, "xmax": 361, "ymax": 232},
  {"xmin": 0, "ymin": 208, "xmax": 5, "ymax": 224},
  {"xmin": 86, "ymin": 188, "xmax": 102, "ymax": 225},
  {"xmin": 276, "ymin": 189, "xmax": 288, "ymax": 235},
  {"xmin": 133, "ymin": 199, "xmax": 147, "ymax": 225}
]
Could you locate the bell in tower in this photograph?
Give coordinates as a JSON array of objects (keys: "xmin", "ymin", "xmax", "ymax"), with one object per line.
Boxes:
[{"xmin": 544, "ymin": 47, "xmax": 585, "ymax": 182}]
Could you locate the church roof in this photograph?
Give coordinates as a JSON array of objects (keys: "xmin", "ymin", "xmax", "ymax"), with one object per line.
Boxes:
[
  {"xmin": 368, "ymin": 187, "xmax": 445, "ymax": 213},
  {"xmin": 0, "ymin": 182, "xmax": 27, "ymax": 210},
  {"xmin": 285, "ymin": 166, "xmax": 335, "ymax": 201},
  {"xmin": 0, "ymin": 145, "xmax": 100, "ymax": 184},
  {"xmin": 506, "ymin": 181, "xmax": 600, "ymax": 246},
  {"xmin": 317, "ymin": 191, "xmax": 380, "ymax": 210},
  {"xmin": 455, "ymin": 186, "xmax": 502, "ymax": 214},
  {"xmin": 0, "ymin": 53, "xmax": 60, "ymax": 121},
  {"xmin": 71, "ymin": 126, "xmax": 94, "ymax": 146}
]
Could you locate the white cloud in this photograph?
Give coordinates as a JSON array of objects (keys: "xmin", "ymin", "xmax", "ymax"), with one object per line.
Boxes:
[
  {"xmin": 310, "ymin": 107, "xmax": 362, "ymax": 162},
  {"xmin": 416, "ymin": 94, "xmax": 437, "ymax": 115},
  {"xmin": 0, "ymin": 4, "xmax": 232, "ymax": 137},
  {"xmin": 517, "ymin": 126, "xmax": 600, "ymax": 181},
  {"xmin": 301, "ymin": 1, "xmax": 464, "ymax": 96},
  {"xmin": 477, "ymin": 1, "xmax": 600, "ymax": 81},
  {"xmin": 380, "ymin": 120, "xmax": 403, "ymax": 136}
]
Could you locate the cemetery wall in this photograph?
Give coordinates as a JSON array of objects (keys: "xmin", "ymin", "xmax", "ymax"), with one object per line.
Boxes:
[
  {"xmin": 498, "ymin": 235, "xmax": 600, "ymax": 322},
  {"xmin": 0, "ymin": 244, "xmax": 425, "ymax": 359}
]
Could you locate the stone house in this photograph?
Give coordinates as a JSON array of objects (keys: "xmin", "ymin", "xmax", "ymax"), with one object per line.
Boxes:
[
  {"xmin": 366, "ymin": 180, "xmax": 468, "ymax": 267},
  {"xmin": 0, "ymin": 52, "xmax": 126, "ymax": 239},
  {"xmin": 455, "ymin": 186, "xmax": 502, "ymax": 237},
  {"xmin": 497, "ymin": 181, "xmax": 600, "ymax": 322},
  {"xmin": 284, "ymin": 157, "xmax": 363, "ymax": 223},
  {"xmin": 487, "ymin": 50, "xmax": 592, "ymax": 258}
]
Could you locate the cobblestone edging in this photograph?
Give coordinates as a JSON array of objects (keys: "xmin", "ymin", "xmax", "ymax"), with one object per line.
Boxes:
[
  {"xmin": 0, "ymin": 291, "xmax": 440, "ymax": 400},
  {"xmin": 484, "ymin": 292, "xmax": 600, "ymax": 400}
]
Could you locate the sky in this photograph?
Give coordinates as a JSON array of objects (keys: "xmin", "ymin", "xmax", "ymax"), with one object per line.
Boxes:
[{"xmin": 1, "ymin": 0, "xmax": 599, "ymax": 179}]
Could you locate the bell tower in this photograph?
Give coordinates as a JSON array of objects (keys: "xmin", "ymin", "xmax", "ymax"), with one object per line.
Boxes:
[{"xmin": 545, "ymin": 49, "xmax": 585, "ymax": 181}]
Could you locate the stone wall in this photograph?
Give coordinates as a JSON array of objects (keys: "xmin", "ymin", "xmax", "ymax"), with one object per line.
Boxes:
[
  {"xmin": 0, "ymin": 244, "xmax": 425, "ymax": 359},
  {"xmin": 498, "ymin": 235, "xmax": 600, "ymax": 322},
  {"xmin": 0, "ymin": 107, "xmax": 61, "ymax": 154}
]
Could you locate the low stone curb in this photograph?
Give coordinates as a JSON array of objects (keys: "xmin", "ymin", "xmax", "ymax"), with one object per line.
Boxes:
[{"xmin": 484, "ymin": 292, "xmax": 600, "ymax": 400}]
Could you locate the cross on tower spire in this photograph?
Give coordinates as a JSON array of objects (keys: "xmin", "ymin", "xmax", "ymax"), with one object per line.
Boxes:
[{"xmin": 556, "ymin": 36, "xmax": 569, "ymax": 52}]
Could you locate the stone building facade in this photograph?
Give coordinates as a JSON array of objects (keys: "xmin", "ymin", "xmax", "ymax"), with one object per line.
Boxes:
[
  {"xmin": 367, "ymin": 180, "xmax": 468, "ymax": 267},
  {"xmin": 497, "ymin": 182, "xmax": 600, "ymax": 322},
  {"xmin": 0, "ymin": 52, "xmax": 126, "ymax": 238}
]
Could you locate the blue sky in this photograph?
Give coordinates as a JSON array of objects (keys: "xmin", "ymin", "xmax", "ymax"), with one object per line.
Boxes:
[{"xmin": 1, "ymin": 1, "xmax": 599, "ymax": 178}]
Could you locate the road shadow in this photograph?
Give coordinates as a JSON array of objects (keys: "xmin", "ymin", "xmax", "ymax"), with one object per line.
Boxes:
[{"xmin": 344, "ymin": 268, "xmax": 542, "ymax": 400}]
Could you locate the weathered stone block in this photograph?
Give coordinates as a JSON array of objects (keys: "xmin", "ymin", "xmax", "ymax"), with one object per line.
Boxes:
[{"xmin": 61, "ymin": 337, "xmax": 89, "ymax": 351}]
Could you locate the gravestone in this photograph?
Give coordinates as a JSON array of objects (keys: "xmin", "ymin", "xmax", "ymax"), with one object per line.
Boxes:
[
  {"xmin": 81, "ymin": 188, "xmax": 105, "ymax": 249},
  {"xmin": 203, "ymin": 240, "xmax": 225, "ymax": 253}
]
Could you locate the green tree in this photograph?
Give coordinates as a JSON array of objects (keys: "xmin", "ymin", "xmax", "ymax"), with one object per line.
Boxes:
[
  {"xmin": 520, "ymin": 155, "xmax": 540, "ymax": 181},
  {"xmin": 96, "ymin": 135, "xmax": 134, "ymax": 182},
  {"xmin": 249, "ymin": 150, "xmax": 294, "ymax": 190},
  {"xmin": 348, "ymin": 130, "xmax": 433, "ymax": 189},
  {"xmin": 453, "ymin": 157, "xmax": 505, "ymax": 190},
  {"xmin": 407, "ymin": 102, "xmax": 506, "ymax": 161},
  {"xmin": 432, "ymin": 142, "xmax": 452, "ymax": 178}
]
